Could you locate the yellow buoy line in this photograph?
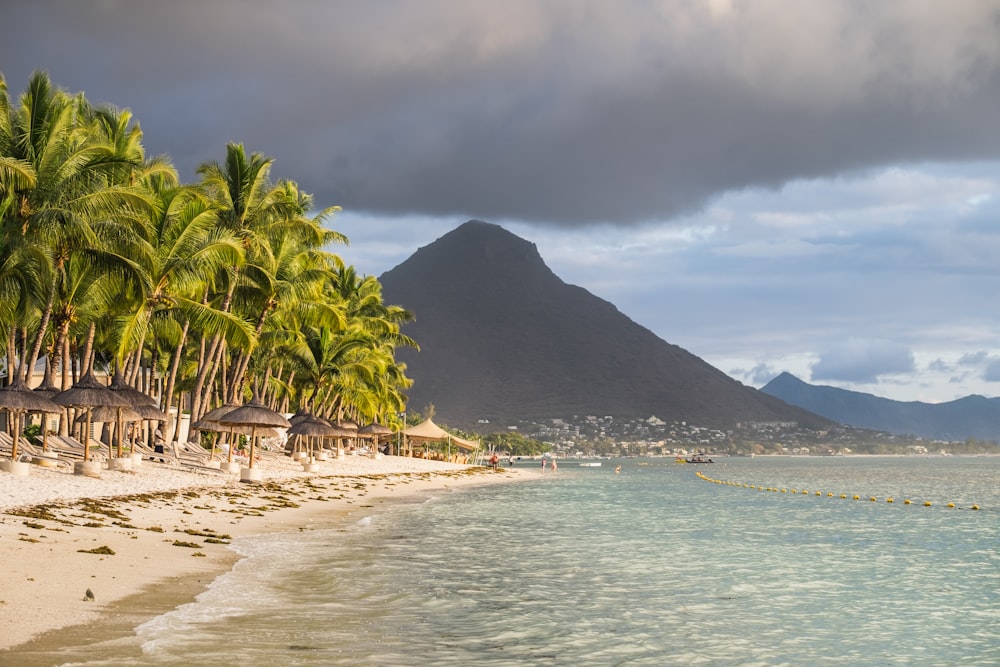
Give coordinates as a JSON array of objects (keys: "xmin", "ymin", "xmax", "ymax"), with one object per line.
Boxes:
[{"xmin": 694, "ymin": 472, "xmax": 982, "ymax": 511}]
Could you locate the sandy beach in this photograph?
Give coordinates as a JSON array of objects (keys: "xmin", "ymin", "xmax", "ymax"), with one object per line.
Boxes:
[{"xmin": 0, "ymin": 453, "xmax": 530, "ymax": 663}]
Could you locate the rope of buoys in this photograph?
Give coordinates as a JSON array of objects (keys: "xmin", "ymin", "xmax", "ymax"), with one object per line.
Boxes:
[{"xmin": 694, "ymin": 471, "xmax": 983, "ymax": 510}]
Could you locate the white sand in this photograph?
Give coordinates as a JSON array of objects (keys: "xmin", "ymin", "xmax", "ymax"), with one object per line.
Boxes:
[{"xmin": 0, "ymin": 453, "xmax": 531, "ymax": 654}]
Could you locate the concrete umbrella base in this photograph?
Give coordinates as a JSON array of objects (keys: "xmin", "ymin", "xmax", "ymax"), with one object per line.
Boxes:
[
  {"xmin": 0, "ymin": 460, "xmax": 30, "ymax": 476},
  {"xmin": 240, "ymin": 467, "xmax": 263, "ymax": 483},
  {"xmin": 108, "ymin": 457, "xmax": 133, "ymax": 472},
  {"xmin": 74, "ymin": 461, "xmax": 102, "ymax": 478}
]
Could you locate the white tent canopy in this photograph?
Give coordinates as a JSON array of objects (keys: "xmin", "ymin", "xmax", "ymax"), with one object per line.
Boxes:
[{"xmin": 404, "ymin": 418, "xmax": 479, "ymax": 451}]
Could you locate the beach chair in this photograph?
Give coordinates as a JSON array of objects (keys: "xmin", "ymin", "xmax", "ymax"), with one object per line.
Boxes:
[
  {"xmin": 48, "ymin": 434, "xmax": 105, "ymax": 462},
  {"xmin": 130, "ymin": 439, "xmax": 176, "ymax": 464},
  {"xmin": 0, "ymin": 430, "xmax": 14, "ymax": 456},
  {"xmin": 173, "ymin": 440, "xmax": 212, "ymax": 465}
]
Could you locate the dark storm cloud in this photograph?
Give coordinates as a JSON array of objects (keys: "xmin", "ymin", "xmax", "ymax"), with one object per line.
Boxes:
[{"xmin": 3, "ymin": 0, "xmax": 1000, "ymax": 225}]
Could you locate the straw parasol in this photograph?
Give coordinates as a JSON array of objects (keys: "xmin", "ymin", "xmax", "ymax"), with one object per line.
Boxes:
[
  {"xmin": 193, "ymin": 402, "xmax": 242, "ymax": 463},
  {"xmin": 107, "ymin": 371, "xmax": 157, "ymax": 406},
  {"xmin": 0, "ymin": 377, "xmax": 63, "ymax": 461},
  {"xmin": 287, "ymin": 415, "xmax": 342, "ymax": 460},
  {"xmin": 193, "ymin": 411, "xmax": 279, "ymax": 462},
  {"xmin": 32, "ymin": 364, "xmax": 61, "ymax": 398},
  {"xmin": 105, "ymin": 372, "xmax": 162, "ymax": 456},
  {"xmin": 77, "ymin": 404, "xmax": 142, "ymax": 423},
  {"xmin": 358, "ymin": 422, "xmax": 393, "ymax": 455},
  {"xmin": 133, "ymin": 404, "xmax": 167, "ymax": 421},
  {"xmin": 53, "ymin": 371, "xmax": 130, "ymax": 461},
  {"xmin": 217, "ymin": 395, "xmax": 290, "ymax": 469},
  {"xmin": 31, "ymin": 367, "xmax": 63, "ymax": 453},
  {"xmin": 76, "ymin": 404, "xmax": 144, "ymax": 458},
  {"xmin": 288, "ymin": 407, "xmax": 312, "ymax": 427},
  {"xmin": 358, "ymin": 422, "xmax": 392, "ymax": 436}
]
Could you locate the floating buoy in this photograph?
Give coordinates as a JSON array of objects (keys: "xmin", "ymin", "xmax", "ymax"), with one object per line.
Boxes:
[
  {"xmin": 903, "ymin": 499, "xmax": 912, "ymax": 505},
  {"xmin": 816, "ymin": 491, "xmax": 822, "ymax": 496},
  {"xmin": 853, "ymin": 495, "xmax": 860, "ymax": 500},
  {"xmin": 886, "ymin": 498, "xmax": 894, "ymax": 503},
  {"xmin": 870, "ymin": 497, "xmax": 877, "ymax": 502},
  {"xmin": 923, "ymin": 501, "xmax": 932, "ymax": 506},
  {"xmin": 971, "ymin": 505, "xmax": 980, "ymax": 510},
  {"xmin": 840, "ymin": 494, "xmax": 847, "ymax": 499},
  {"xmin": 827, "ymin": 493, "xmax": 834, "ymax": 497},
  {"xmin": 947, "ymin": 503, "xmax": 955, "ymax": 508}
]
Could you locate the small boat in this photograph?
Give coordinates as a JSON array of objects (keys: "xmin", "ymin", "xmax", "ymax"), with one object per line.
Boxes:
[
  {"xmin": 686, "ymin": 457, "xmax": 714, "ymax": 464},
  {"xmin": 579, "ymin": 462, "xmax": 602, "ymax": 467}
]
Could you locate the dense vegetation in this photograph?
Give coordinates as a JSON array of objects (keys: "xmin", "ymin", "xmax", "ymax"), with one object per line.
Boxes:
[{"xmin": 0, "ymin": 72, "xmax": 415, "ymax": 447}]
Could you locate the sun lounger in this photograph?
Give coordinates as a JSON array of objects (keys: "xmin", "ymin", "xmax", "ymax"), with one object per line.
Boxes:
[
  {"xmin": 0, "ymin": 431, "xmax": 76, "ymax": 469},
  {"xmin": 47, "ymin": 434, "xmax": 106, "ymax": 462},
  {"xmin": 0, "ymin": 430, "xmax": 14, "ymax": 455}
]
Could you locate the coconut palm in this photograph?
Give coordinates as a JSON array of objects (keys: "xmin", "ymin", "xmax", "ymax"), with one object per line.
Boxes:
[{"xmin": 0, "ymin": 73, "xmax": 151, "ymax": 382}]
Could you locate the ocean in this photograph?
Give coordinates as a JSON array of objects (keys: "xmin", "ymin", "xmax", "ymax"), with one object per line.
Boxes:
[{"xmin": 67, "ymin": 456, "xmax": 999, "ymax": 666}]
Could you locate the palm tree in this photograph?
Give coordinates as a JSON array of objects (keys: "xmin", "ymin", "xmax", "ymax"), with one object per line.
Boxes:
[
  {"xmin": 192, "ymin": 143, "xmax": 345, "ymax": 417},
  {"xmin": 0, "ymin": 72, "xmax": 149, "ymax": 382}
]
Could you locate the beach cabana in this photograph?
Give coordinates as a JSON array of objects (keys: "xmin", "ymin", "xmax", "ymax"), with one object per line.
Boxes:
[{"xmin": 403, "ymin": 418, "xmax": 479, "ymax": 462}]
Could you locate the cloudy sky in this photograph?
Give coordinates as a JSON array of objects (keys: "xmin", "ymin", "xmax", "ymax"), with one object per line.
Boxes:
[{"xmin": 5, "ymin": 0, "xmax": 1000, "ymax": 403}]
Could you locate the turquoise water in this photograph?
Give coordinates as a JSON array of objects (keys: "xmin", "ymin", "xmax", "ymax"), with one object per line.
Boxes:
[{"xmin": 82, "ymin": 457, "xmax": 1000, "ymax": 665}]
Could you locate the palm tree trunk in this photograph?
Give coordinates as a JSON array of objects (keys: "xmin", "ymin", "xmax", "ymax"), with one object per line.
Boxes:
[
  {"xmin": 80, "ymin": 322, "xmax": 97, "ymax": 376},
  {"xmin": 188, "ymin": 333, "xmax": 222, "ymax": 430},
  {"xmin": 228, "ymin": 304, "xmax": 272, "ymax": 401},
  {"xmin": 161, "ymin": 319, "xmax": 189, "ymax": 443},
  {"xmin": 126, "ymin": 342, "xmax": 144, "ymax": 386},
  {"xmin": 24, "ymin": 280, "xmax": 58, "ymax": 383},
  {"xmin": 189, "ymin": 281, "xmax": 235, "ymax": 427},
  {"xmin": 6, "ymin": 327, "xmax": 15, "ymax": 386}
]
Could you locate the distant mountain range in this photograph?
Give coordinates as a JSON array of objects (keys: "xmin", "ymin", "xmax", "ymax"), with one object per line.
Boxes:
[
  {"xmin": 379, "ymin": 220, "xmax": 830, "ymax": 431},
  {"xmin": 761, "ymin": 372, "xmax": 1000, "ymax": 442}
]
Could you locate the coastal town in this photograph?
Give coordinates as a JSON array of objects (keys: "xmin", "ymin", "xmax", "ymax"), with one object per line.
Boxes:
[{"xmin": 492, "ymin": 414, "xmax": 995, "ymax": 458}]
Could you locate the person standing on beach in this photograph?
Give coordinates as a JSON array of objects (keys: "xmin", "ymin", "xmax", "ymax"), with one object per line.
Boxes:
[
  {"xmin": 489, "ymin": 452, "xmax": 499, "ymax": 471},
  {"xmin": 551, "ymin": 459, "xmax": 557, "ymax": 473}
]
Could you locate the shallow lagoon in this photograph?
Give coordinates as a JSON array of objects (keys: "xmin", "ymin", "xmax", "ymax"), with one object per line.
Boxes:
[{"xmin": 77, "ymin": 457, "xmax": 1000, "ymax": 666}]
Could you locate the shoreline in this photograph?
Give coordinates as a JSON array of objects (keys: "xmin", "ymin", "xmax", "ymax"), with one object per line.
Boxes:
[{"xmin": 0, "ymin": 455, "xmax": 534, "ymax": 664}]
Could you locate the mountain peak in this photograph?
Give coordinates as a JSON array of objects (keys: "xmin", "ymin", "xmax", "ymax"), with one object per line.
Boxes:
[
  {"xmin": 761, "ymin": 375, "xmax": 1000, "ymax": 441},
  {"xmin": 380, "ymin": 222, "xmax": 828, "ymax": 429},
  {"xmin": 382, "ymin": 220, "xmax": 559, "ymax": 299}
]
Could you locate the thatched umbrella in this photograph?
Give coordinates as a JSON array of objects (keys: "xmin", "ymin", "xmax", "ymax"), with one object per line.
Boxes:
[
  {"xmin": 217, "ymin": 395, "xmax": 290, "ymax": 469},
  {"xmin": 330, "ymin": 419, "xmax": 358, "ymax": 455},
  {"xmin": 107, "ymin": 372, "xmax": 160, "ymax": 456},
  {"xmin": 31, "ymin": 368, "xmax": 62, "ymax": 454},
  {"xmin": 193, "ymin": 402, "xmax": 241, "ymax": 462},
  {"xmin": 287, "ymin": 415, "xmax": 341, "ymax": 461},
  {"xmin": 358, "ymin": 422, "xmax": 393, "ymax": 455},
  {"xmin": 288, "ymin": 408, "xmax": 312, "ymax": 427},
  {"xmin": 134, "ymin": 404, "xmax": 167, "ymax": 421},
  {"xmin": 76, "ymin": 405, "xmax": 143, "ymax": 458},
  {"xmin": 32, "ymin": 365, "xmax": 60, "ymax": 398},
  {"xmin": 53, "ymin": 371, "xmax": 130, "ymax": 461},
  {"xmin": 78, "ymin": 404, "xmax": 142, "ymax": 423},
  {"xmin": 193, "ymin": 412, "xmax": 279, "ymax": 462},
  {"xmin": 0, "ymin": 378, "xmax": 63, "ymax": 461},
  {"xmin": 107, "ymin": 371, "xmax": 157, "ymax": 406}
]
